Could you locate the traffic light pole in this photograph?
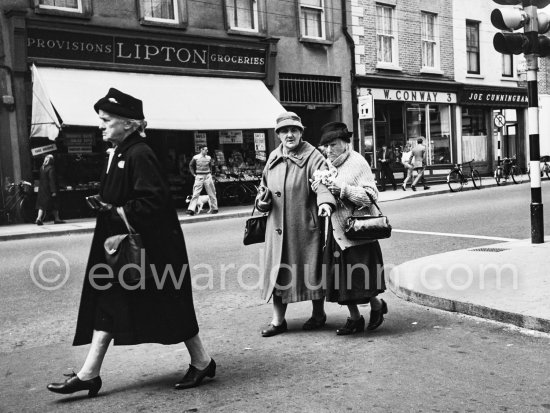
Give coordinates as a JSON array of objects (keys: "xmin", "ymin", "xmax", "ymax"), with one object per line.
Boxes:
[{"xmin": 525, "ymin": 4, "xmax": 544, "ymax": 243}]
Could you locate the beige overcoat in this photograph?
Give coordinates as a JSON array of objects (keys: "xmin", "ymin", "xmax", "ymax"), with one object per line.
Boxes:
[{"xmin": 258, "ymin": 141, "xmax": 336, "ymax": 303}]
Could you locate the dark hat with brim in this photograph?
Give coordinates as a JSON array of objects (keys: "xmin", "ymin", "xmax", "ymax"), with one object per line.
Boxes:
[
  {"xmin": 319, "ymin": 121, "xmax": 353, "ymax": 145},
  {"xmin": 94, "ymin": 88, "xmax": 144, "ymax": 120}
]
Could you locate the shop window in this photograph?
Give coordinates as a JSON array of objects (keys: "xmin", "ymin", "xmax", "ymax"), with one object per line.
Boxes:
[
  {"xmin": 299, "ymin": 0, "xmax": 326, "ymax": 40},
  {"xmin": 34, "ymin": 0, "xmax": 92, "ymax": 17},
  {"xmin": 421, "ymin": 12, "xmax": 439, "ymax": 70},
  {"xmin": 138, "ymin": 0, "xmax": 188, "ymax": 28},
  {"xmin": 279, "ymin": 73, "xmax": 341, "ymax": 105},
  {"xmin": 429, "ymin": 105, "xmax": 452, "ymax": 164},
  {"xmin": 376, "ymin": 4, "xmax": 399, "ymax": 69},
  {"xmin": 466, "ymin": 20, "xmax": 480, "ymax": 74},
  {"xmin": 225, "ymin": 0, "xmax": 258, "ymax": 32},
  {"xmin": 461, "ymin": 108, "xmax": 488, "ymax": 162},
  {"xmin": 502, "ymin": 54, "xmax": 514, "ymax": 77}
]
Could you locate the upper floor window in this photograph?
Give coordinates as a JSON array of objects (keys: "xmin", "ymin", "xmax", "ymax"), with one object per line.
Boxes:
[
  {"xmin": 466, "ymin": 20, "xmax": 480, "ymax": 74},
  {"xmin": 502, "ymin": 54, "xmax": 513, "ymax": 77},
  {"xmin": 300, "ymin": 0, "xmax": 325, "ymax": 39},
  {"xmin": 421, "ymin": 12, "xmax": 439, "ymax": 69},
  {"xmin": 376, "ymin": 4, "xmax": 398, "ymax": 66},
  {"xmin": 138, "ymin": 0, "xmax": 187, "ymax": 27},
  {"xmin": 226, "ymin": 0, "xmax": 258, "ymax": 31},
  {"xmin": 34, "ymin": 0, "xmax": 91, "ymax": 17}
]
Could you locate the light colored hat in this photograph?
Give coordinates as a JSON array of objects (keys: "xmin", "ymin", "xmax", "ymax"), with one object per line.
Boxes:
[{"xmin": 275, "ymin": 112, "xmax": 304, "ymax": 133}]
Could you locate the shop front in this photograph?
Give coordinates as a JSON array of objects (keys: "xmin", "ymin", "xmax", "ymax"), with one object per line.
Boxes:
[
  {"xmin": 356, "ymin": 76, "xmax": 460, "ymax": 183},
  {"xmin": 458, "ymin": 85, "xmax": 528, "ymax": 175},
  {"xmin": 25, "ymin": 25, "xmax": 283, "ymax": 217}
]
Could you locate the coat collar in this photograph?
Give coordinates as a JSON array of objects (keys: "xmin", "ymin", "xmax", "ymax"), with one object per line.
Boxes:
[
  {"xmin": 268, "ymin": 141, "xmax": 317, "ymax": 169},
  {"xmin": 112, "ymin": 132, "xmax": 143, "ymax": 157}
]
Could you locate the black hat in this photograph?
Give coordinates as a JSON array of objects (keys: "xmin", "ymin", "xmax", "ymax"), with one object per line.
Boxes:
[
  {"xmin": 94, "ymin": 88, "xmax": 144, "ymax": 120},
  {"xmin": 319, "ymin": 122, "xmax": 353, "ymax": 146}
]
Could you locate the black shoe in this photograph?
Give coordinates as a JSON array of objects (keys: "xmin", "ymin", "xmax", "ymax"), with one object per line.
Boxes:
[
  {"xmin": 379, "ymin": 188, "xmax": 386, "ymax": 192},
  {"xmin": 302, "ymin": 314, "xmax": 327, "ymax": 331},
  {"xmin": 423, "ymin": 186, "xmax": 431, "ymax": 190},
  {"xmin": 36, "ymin": 220, "xmax": 43, "ymax": 226},
  {"xmin": 54, "ymin": 220, "xmax": 66, "ymax": 224},
  {"xmin": 174, "ymin": 359, "xmax": 216, "ymax": 390},
  {"xmin": 47, "ymin": 372, "xmax": 102, "ymax": 397},
  {"xmin": 402, "ymin": 185, "xmax": 406, "ymax": 191},
  {"xmin": 411, "ymin": 185, "xmax": 417, "ymax": 192},
  {"xmin": 367, "ymin": 299, "xmax": 388, "ymax": 331},
  {"xmin": 336, "ymin": 316, "xmax": 365, "ymax": 335},
  {"xmin": 209, "ymin": 210, "xmax": 219, "ymax": 214},
  {"xmin": 261, "ymin": 320, "xmax": 287, "ymax": 337},
  {"xmin": 186, "ymin": 210, "xmax": 195, "ymax": 216},
  {"xmin": 393, "ymin": 186, "xmax": 397, "ymax": 191}
]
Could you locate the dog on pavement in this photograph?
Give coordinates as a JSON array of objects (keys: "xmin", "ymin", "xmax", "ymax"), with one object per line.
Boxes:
[{"xmin": 185, "ymin": 195, "xmax": 211, "ymax": 214}]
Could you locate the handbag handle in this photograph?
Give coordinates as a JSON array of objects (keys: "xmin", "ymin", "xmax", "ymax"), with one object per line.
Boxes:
[
  {"xmin": 349, "ymin": 189, "xmax": 384, "ymax": 217},
  {"xmin": 116, "ymin": 206, "xmax": 136, "ymax": 234}
]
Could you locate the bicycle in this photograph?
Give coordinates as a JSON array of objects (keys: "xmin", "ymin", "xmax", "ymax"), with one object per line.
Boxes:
[
  {"xmin": 219, "ymin": 173, "xmax": 260, "ymax": 205},
  {"xmin": 527, "ymin": 156, "xmax": 550, "ymax": 180},
  {"xmin": 494, "ymin": 156, "xmax": 523, "ymax": 185},
  {"xmin": 0, "ymin": 181, "xmax": 35, "ymax": 225},
  {"xmin": 447, "ymin": 160, "xmax": 482, "ymax": 192}
]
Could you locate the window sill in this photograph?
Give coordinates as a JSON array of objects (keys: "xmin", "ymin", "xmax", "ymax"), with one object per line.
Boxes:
[
  {"xmin": 299, "ymin": 37, "xmax": 333, "ymax": 46},
  {"xmin": 139, "ymin": 18, "xmax": 187, "ymax": 29},
  {"xmin": 500, "ymin": 76, "xmax": 518, "ymax": 82},
  {"xmin": 466, "ymin": 73, "xmax": 484, "ymax": 79},
  {"xmin": 227, "ymin": 28, "xmax": 266, "ymax": 37},
  {"xmin": 420, "ymin": 67, "xmax": 444, "ymax": 75},
  {"xmin": 376, "ymin": 62, "xmax": 402, "ymax": 71},
  {"xmin": 34, "ymin": 7, "xmax": 92, "ymax": 19}
]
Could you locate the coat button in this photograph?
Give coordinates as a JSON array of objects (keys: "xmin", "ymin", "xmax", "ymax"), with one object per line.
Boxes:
[
  {"xmin": 275, "ymin": 191, "xmax": 281, "ymax": 197},
  {"xmin": 276, "ymin": 228, "xmax": 282, "ymax": 234}
]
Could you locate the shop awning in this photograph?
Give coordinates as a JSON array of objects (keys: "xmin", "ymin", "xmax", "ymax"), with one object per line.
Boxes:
[
  {"xmin": 32, "ymin": 66, "xmax": 285, "ymax": 131},
  {"xmin": 30, "ymin": 64, "xmax": 61, "ymax": 140}
]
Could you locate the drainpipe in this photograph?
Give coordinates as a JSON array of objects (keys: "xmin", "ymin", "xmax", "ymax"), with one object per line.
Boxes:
[{"xmin": 341, "ymin": 0, "xmax": 359, "ymax": 151}]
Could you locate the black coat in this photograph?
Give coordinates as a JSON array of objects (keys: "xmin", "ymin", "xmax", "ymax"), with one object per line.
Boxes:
[
  {"xmin": 35, "ymin": 164, "xmax": 58, "ymax": 210},
  {"xmin": 73, "ymin": 132, "xmax": 199, "ymax": 346}
]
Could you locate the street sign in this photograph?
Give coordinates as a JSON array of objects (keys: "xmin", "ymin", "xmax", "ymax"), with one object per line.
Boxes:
[
  {"xmin": 31, "ymin": 144, "xmax": 57, "ymax": 156},
  {"xmin": 358, "ymin": 95, "xmax": 373, "ymax": 120},
  {"xmin": 494, "ymin": 113, "xmax": 506, "ymax": 128}
]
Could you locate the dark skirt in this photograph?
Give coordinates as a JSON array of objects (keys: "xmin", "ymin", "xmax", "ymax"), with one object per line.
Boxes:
[{"xmin": 323, "ymin": 223, "xmax": 386, "ymax": 305}]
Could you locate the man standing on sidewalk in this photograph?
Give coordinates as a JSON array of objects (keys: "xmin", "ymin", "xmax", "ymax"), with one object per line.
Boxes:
[
  {"xmin": 377, "ymin": 144, "xmax": 397, "ymax": 191},
  {"xmin": 410, "ymin": 138, "xmax": 431, "ymax": 191},
  {"xmin": 187, "ymin": 146, "xmax": 218, "ymax": 215}
]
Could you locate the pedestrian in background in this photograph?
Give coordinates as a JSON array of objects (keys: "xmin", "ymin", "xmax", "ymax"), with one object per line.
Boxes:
[
  {"xmin": 256, "ymin": 111, "xmax": 335, "ymax": 337},
  {"xmin": 317, "ymin": 122, "xmax": 387, "ymax": 335},
  {"xmin": 35, "ymin": 154, "xmax": 65, "ymax": 225},
  {"xmin": 401, "ymin": 143, "xmax": 414, "ymax": 191},
  {"xmin": 410, "ymin": 137, "xmax": 431, "ymax": 191},
  {"xmin": 47, "ymin": 88, "xmax": 214, "ymax": 398},
  {"xmin": 377, "ymin": 144, "xmax": 397, "ymax": 191},
  {"xmin": 187, "ymin": 145, "xmax": 218, "ymax": 215}
]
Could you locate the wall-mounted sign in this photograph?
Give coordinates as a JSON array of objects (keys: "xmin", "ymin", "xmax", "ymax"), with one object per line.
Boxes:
[
  {"xmin": 461, "ymin": 87, "xmax": 527, "ymax": 107},
  {"xmin": 27, "ymin": 28, "xmax": 266, "ymax": 74},
  {"xmin": 358, "ymin": 95, "xmax": 373, "ymax": 119},
  {"xmin": 65, "ymin": 132, "xmax": 94, "ymax": 146},
  {"xmin": 31, "ymin": 144, "xmax": 57, "ymax": 156},
  {"xmin": 254, "ymin": 133, "xmax": 266, "ymax": 151},
  {"xmin": 219, "ymin": 130, "xmax": 243, "ymax": 144},
  {"xmin": 368, "ymin": 88, "xmax": 457, "ymax": 104},
  {"xmin": 194, "ymin": 132, "xmax": 207, "ymax": 153},
  {"xmin": 68, "ymin": 146, "xmax": 92, "ymax": 153},
  {"xmin": 256, "ymin": 151, "xmax": 266, "ymax": 161}
]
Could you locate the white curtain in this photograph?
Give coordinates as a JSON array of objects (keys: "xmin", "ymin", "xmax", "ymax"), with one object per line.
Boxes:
[{"xmin": 462, "ymin": 135, "xmax": 487, "ymax": 162}]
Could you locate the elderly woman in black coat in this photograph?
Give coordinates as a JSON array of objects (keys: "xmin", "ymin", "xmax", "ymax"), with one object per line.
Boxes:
[
  {"xmin": 35, "ymin": 154, "xmax": 64, "ymax": 225},
  {"xmin": 47, "ymin": 88, "xmax": 214, "ymax": 397}
]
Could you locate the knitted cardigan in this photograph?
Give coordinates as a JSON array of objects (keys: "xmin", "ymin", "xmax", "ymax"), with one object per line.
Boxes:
[{"xmin": 329, "ymin": 149, "xmax": 379, "ymax": 250}]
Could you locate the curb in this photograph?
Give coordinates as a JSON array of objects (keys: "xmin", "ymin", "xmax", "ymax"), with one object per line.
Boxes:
[{"xmin": 388, "ymin": 274, "xmax": 550, "ymax": 334}]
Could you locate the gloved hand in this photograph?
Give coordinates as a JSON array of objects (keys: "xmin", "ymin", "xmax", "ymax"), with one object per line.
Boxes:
[{"xmin": 255, "ymin": 185, "xmax": 272, "ymax": 213}]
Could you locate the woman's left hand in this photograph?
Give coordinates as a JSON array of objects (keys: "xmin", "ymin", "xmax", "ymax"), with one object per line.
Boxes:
[
  {"xmin": 318, "ymin": 203, "xmax": 332, "ymax": 217},
  {"xmin": 327, "ymin": 184, "xmax": 341, "ymax": 197}
]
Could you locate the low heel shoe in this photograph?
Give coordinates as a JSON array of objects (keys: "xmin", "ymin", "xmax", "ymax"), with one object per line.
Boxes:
[
  {"xmin": 336, "ymin": 316, "xmax": 365, "ymax": 335},
  {"xmin": 261, "ymin": 319, "xmax": 287, "ymax": 337},
  {"xmin": 367, "ymin": 299, "xmax": 388, "ymax": 331},
  {"xmin": 175, "ymin": 358, "xmax": 216, "ymax": 390},
  {"xmin": 302, "ymin": 314, "xmax": 326, "ymax": 331},
  {"xmin": 47, "ymin": 372, "xmax": 102, "ymax": 397}
]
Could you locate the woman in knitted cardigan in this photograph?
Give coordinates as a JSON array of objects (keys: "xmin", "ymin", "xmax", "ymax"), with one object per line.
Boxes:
[{"xmin": 314, "ymin": 122, "xmax": 388, "ymax": 335}]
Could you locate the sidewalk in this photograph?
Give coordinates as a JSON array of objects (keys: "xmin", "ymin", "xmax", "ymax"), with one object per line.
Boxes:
[{"xmin": 3, "ymin": 176, "xmax": 548, "ymax": 335}]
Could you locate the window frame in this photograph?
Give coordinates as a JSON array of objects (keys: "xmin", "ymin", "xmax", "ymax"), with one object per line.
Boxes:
[
  {"xmin": 466, "ymin": 20, "xmax": 481, "ymax": 75},
  {"xmin": 421, "ymin": 11, "xmax": 440, "ymax": 70},
  {"xmin": 33, "ymin": 0, "xmax": 92, "ymax": 18},
  {"xmin": 502, "ymin": 54, "xmax": 514, "ymax": 77},
  {"xmin": 375, "ymin": 4, "xmax": 399, "ymax": 69},
  {"xmin": 299, "ymin": 0, "xmax": 326, "ymax": 40},
  {"xmin": 226, "ymin": 0, "xmax": 258, "ymax": 32},
  {"xmin": 138, "ymin": 0, "xmax": 188, "ymax": 29}
]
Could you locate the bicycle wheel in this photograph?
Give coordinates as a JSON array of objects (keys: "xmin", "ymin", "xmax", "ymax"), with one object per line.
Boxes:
[
  {"xmin": 511, "ymin": 165, "xmax": 523, "ymax": 184},
  {"xmin": 494, "ymin": 168, "xmax": 502, "ymax": 186},
  {"xmin": 447, "ymin": 171, "xmax": 463, "ymax": 192},
  {"xmin": 544, "ymin": 165, "xmax": 550, "ymax": 179},
  {"xmin": 471, "ymin": 170, "xmax": 482, "ymax": 189}
]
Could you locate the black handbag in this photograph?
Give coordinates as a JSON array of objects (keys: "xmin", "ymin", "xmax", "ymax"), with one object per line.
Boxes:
[
  {"xmin": 104, "ymin": 207, "xmax": 150, "ymax": 286},
  {"xmin": 344, "ymin": 192, "xmax": 392, "ymax": 241},
  {"xmin": 243, "ymin": 205, "xmax": 268, "ymax": 245}
]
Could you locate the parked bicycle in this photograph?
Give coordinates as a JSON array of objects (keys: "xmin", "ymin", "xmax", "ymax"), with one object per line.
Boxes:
[
  {"xmin": 218, "ymin": 173, "xmax": 260, "ymax": 205},
  {"xmin": 0, "ymin": 181, "xmax": 35, "ymax": 225},
  {"xmin": 494, "ymin": 156, "xmax": 523, "ymax": 185},
  {"xmin": 447, "ymin": 159, "xmax": 482, "ymax": 192},
  {"xmin": 527, "ymin": 155, "xmax": 550, "ymax": 180}
]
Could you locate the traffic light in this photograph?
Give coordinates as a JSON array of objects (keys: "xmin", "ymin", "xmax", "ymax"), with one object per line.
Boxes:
[{"xmin": 491, "ymin": 1, "xmax": 550, "ymax": 57}]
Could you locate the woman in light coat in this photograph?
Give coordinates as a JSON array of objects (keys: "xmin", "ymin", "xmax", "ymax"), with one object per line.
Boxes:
[
  {"xmin": 401, "ymin": 143, "xmax": 413, "ymax": 191},
  {"xmin": 256, "ymin": 112, "xmax": 336, "ymax": 337},
  {"xmin": 316, "ymin": 122, "xmax": 387, "ymax": 335}
]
